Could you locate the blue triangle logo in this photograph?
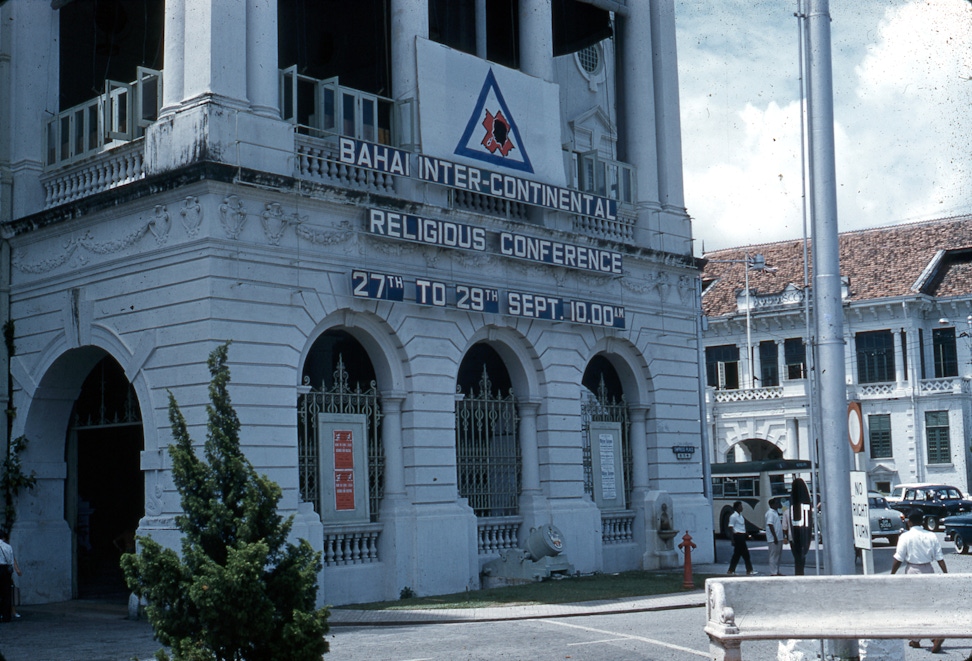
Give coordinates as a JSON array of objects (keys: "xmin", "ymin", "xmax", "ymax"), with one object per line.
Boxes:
[{"xmin": 454, "ymin": 69, "xmax": 534, "ymax": 174}]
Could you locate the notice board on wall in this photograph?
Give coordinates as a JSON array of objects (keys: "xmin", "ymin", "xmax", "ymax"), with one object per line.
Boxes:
[
  {"xmin": 319, "ymin": 413, "xmax": 370, "ymax": 523},
  {"xmin": 589, "ymin": 420, "xmax": 625, "ymax": 510}
]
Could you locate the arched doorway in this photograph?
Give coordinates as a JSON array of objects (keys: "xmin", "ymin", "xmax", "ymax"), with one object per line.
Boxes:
[
  {"xmin": 455, "ymin": 344, "xmax": 520, "ymax": 522},
  {"xmin": 727, "ymin": 438, "xmax": 783, "ymax": 462},
  {"xmin": 66, "ymin": 356, "xmax": 143, "ymax": 599},
  {"xmin": 581, "ymin": 355, "xmax": 631, "ymax": 508},
  {"xmin": 298, "ymin": 330, "xmax": 384, "ymax": 522}
]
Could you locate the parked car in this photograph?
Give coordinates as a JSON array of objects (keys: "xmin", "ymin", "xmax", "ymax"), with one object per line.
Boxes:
[
  {"xmin": 868, "ymin": 492, "xmax": 906, "ymax": 545},
  {"xmin": 818, "ymin": 492, "xmax": 905, "ymax": 545},
  {"xmin": 887, "ymin": 484, "xmax": 972, "ymax": 531},
  {"xmin": 885, "ymin": 482, "xmax": 933, "ymax": 505},
  {"xmin": 944, "ymin": 513, "xmax": 972, "ymax": 554}
]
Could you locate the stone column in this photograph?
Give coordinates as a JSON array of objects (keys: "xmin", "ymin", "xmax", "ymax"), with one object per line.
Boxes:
[
  {"xmin": 6, "ymin": 0, "xmax": 55, "ymax": 217},
  {"xmin": 391, "ymin": 0, "xmax": 427, "ymax": 101},
  {"xmin": 246, "ymin": 0, "xmax": 279, "ymax": 117},
  {"xmin": 519, "ymin": 0, "xmax": 553, "ymax": 81},
  {"xmin": 617, "ymin": 4, "xmax": 660, "ymax": 233},
  {"xmin": 182, "ymin": 0, "xmax": 248, "ymax": 105},
  {"xmin": 649, "ymin": 0, "xmax": 690, "ymax": 255},
  {"xmin": 161, "ymin": 0, "xmax": 185, "ymax": 113},
  {"xmin": 777, "ymin": 340, "xmax": 786, "ymax": 383},
  {"xmin": 629, "ymin": 405, "xmax": 650, "ymax": 495},
  {"xmin": 787, "ymin": 417, "xmax": 801, "ymax": 459},
  {"xmin": 517, "ymin": 401, "xmax": 550, "ymax": 535},
  {"xmin": 376, "ymin": 392, "xmax": 416, "ymax": 604},
  {"xmin": 893, "ymin": 329, "xmax": 905, "ymax": 386},
  {"xmin": 380, "ymin": 392, "xmax": 408, "ymax": 506}
]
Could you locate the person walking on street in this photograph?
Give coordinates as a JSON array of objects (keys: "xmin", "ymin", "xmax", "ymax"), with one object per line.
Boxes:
[
  {"xmin": 726, "ymin": 501, "xmax": 755, "ymax": 575},
  {"xmin": 783, "ymin": 478, "xmax": 812, "ymax": 575},
  {"xmin": 0, "ymin": 530, "xmax": 22, "ymax": 623},
  {"xmin": 892, "ymin": 510, "xmax": 947, "ymax": 653},
  {"xmin": 765, "ymin": 497, "xmax": 783, "ymax": 576}
]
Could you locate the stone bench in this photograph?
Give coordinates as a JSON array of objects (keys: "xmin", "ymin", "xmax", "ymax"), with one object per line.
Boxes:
[{"xmin": 704, "ymin": 574, "xmax": 970, "ymax": 661}]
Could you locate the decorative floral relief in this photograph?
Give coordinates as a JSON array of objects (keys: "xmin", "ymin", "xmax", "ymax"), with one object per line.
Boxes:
[
  {"xmin": 219, "ymin": 194, "xmax": 248, "ymax": 239},
  {"xmin": 294, "ymin": 220, "xmax": 354, "ymax": 246},
  {"xmin": 261, "ymin": 202, "xmax": 304, "ymax": 246},
  {"xmin": 149, "ymin": 205, "xmax": 170, "ymax": 245},
  {"xmin": 621, "ymin": 271, "xmax": 657, "ymax": 296},
  {"xmin": 13, "ymin": 219, "xmax": 152, "ymax": 274},
  {"xmin": 180, "ymin": 195, "xmax": 203, "ymax": 237}
]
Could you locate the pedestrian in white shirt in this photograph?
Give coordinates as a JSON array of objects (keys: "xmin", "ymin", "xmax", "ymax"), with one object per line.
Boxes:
[
  {"xmin": 726, "ymin": 501, "xmax": 755, "ymax": 575},
  {"xmin": 891, "ymin": 510, "xmax": 947, "ymax": 652},
  {"xmin": 764, "ymin": 498, "xmax": 783, "ymax": 576}
]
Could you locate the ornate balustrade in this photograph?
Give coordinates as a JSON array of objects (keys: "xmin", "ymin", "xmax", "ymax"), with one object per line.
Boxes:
[
  {"xmin": 295, "ymin": 135, "xmax": 396, "ymax": 194},
  {"xmin": 42, "ymin": 140, "xmax": 146, "ymax": 208},
  {"xmin": 477, "ymin": 516, "xmax": 523, "ymax": 555},
  {"xmin": 573, "ymin": 205, "xmax": 635, "ymax": 244},
  {"xmin": 322, "ymin": 523, "xmax": 382, "ymax": 566},
  {"xmin": 713, "ymin": 386, "xmax": 784, "ymax": 403},
  {"xmin": 601, "ymin": 510, "xmax": 635, "ymax": 544}
]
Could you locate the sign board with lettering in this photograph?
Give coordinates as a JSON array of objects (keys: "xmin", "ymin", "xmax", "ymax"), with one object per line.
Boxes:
[
  {"xmin": 319, "ymin": 413, "xmax": 370, "ymax": 523},
  {"xmin": 850, "ymin": 470, "xmax": 871, "ymax": 550},
  {"xmin": 589, "ymin": 421, "xmax": 625, "ymax": 510}
]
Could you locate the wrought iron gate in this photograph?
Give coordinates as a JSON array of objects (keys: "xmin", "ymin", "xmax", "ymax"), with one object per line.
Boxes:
[
  {"xmin": 581, "ymin": 376, "xmax": 632, "ymax": 506},
  {"xmin": 297, "ymin": 355, "xmax": 384, "ymax": 521},
  {"xmin": 455, "ymin": 366, "xmax": 521, "ymax": 517}
]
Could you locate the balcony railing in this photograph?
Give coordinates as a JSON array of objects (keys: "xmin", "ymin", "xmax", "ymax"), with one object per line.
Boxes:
[
  {"xmin": 713, "ymin": 386, "xmax": 784, "ymax": 403},
  {"xmin": 45, "ymin": 67, "xmax": 161, "ymax": 170},
  {"xmin": 279, "ymin": 68, "xmax": 415, "ymax": 150}
]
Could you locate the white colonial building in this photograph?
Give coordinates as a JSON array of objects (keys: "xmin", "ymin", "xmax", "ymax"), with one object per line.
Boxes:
[
  {"xmin": 702, "ymin": 216, "xmax": 972, "ymax": 496},
  {"xmin": 0, "ymin": 0, "xmax": 710, "ymax": 606}
]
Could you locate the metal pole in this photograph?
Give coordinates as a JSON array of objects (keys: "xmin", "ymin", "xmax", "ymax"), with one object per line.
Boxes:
[{"xmin": 806, "ymin": 5, "xmax": 856, "ymax": 657}]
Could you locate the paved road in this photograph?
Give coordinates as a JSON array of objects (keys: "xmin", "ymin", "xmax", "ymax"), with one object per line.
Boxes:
[{"xmin": 2, "ymin": 532, "xmax": 970, "ymax": 661}]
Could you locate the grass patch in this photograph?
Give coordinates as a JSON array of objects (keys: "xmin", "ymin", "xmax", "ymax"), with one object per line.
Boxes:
[{"xmin": 353, "ymin": 570, "xmax": 721, "ymax": 610}]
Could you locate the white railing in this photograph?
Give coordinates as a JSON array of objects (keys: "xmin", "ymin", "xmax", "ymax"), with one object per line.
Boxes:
[
  {"xmin": 919, "ymin": 377, "xmax": 966, "ymax": 395},
  {"xmin": 295, "ymin": 135, "xmax": 396, "ymax": 194},
  {"xmin": 477, "ymin": 516, "xmax": 522, "ymax": 555},
  {"xmin": 573, "ymin": 204, "xmax": 636, "ymax": 244},
  {"xmin": 46, "ymin": 67, "xmax": 161, "ymax": 170},
  {"xmin": 42, "ymin": 139, "xmax": 146, "ymax": 208},
  {"xmin": 713, "ymin": 386, "xmax": 784, "ymax": 403},
  {"xmin": 601, "ymin": 510, "xmax": 635, "ymax": 544},
  {"xmin": 855, "ymin": 383, "xmax": 896, "ymax": 397},
  {"xmin": 451, "ymin": 189, "xmax": 529, "ymax": 221},
  {"xmin": 322, "ymin": 523, "xmax": 382, "ymax": 566}
]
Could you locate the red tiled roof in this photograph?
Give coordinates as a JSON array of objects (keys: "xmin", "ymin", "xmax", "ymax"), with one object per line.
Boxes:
[{"xmin": 701, "ymin": 215, "xmax": 972, "ymax": 317}]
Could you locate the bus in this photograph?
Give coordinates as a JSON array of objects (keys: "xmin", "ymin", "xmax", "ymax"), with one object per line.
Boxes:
[{"xmin": 711, "ymin": 459, "xmax": 814, "ymax": 538}]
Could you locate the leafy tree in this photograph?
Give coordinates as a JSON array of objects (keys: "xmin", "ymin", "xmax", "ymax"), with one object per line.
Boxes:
[
  {"xmin": 1, "ymin": 435, "xmax": 38, "ymax": 534},
  {"xmin": 122, "ymin": 343, "xmax": 329, "ymax": 661}
]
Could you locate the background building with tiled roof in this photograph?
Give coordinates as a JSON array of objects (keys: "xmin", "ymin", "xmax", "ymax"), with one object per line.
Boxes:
[{"xmin": 701, "ymin": 215, "xmax": 972, "ymax": 527}]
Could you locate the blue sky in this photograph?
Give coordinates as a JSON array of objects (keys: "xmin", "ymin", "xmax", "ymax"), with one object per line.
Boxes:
[{"xmin": 674, "ymin": 0, "xmax": 972, "ymax": 252}]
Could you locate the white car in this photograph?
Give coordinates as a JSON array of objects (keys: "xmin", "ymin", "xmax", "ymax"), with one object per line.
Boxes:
[{"xmin": 886, "ymin": 483, "xmax": 934, "ymax": 505}]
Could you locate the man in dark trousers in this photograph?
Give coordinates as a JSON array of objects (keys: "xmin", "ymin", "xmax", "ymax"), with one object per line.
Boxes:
[{"xmin": 726, "ymin": 501, "xmax": 755, "ymax": 575}]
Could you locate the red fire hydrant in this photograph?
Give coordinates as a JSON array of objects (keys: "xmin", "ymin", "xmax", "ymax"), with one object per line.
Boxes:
[{"xmin": 678, "ymin": 531, "xmax": 697, "ymax": 589}]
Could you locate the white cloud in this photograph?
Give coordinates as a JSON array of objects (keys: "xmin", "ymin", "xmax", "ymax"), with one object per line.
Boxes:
[{"xmin": 676, "ymin": 0, "xmax": 972, "ymax": 252}]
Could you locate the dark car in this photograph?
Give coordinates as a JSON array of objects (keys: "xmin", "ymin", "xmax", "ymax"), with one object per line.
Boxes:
[
  {"xmin": 888, "ymin": 484, "xmax": 972, "ymax": 531},
  {"xmin": 944, "ymin": 512, "xmax": 972, "ymax": 554}
]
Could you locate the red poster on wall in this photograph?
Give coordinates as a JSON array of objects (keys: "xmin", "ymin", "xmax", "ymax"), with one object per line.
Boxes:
[{"xmin": 333, "ymin": 429, "xmax": 355, "ymax": 510}]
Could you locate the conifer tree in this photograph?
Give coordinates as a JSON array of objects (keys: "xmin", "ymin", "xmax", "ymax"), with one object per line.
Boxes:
[{"xmin": 122, "ymin": 343, "xmax": 329, "ymax": 661}]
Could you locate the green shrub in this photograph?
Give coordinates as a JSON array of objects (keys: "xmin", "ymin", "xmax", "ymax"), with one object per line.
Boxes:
[{"xmin": 122, "ymin": 343, "xmax": 329, "ymax": 661}]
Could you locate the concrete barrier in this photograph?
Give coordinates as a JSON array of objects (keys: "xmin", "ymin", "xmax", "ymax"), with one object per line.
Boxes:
[{"xmin": 704, "ymin": 574, "xmax": 969, "ymax": 661}]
